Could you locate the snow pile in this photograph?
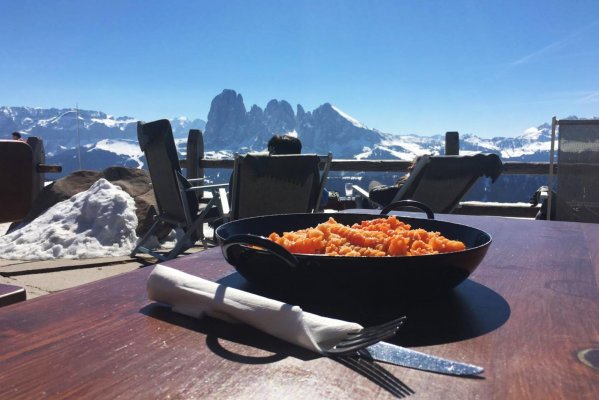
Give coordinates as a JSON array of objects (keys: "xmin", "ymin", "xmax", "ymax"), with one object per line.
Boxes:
[{"xmin": 0, "ymin": 179, "xmax": 139, "ymax": 260}]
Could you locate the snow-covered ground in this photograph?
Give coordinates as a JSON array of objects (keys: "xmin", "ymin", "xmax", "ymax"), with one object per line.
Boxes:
[{"xmin": 0, "ymin": 223, "xmax": 9, "ymax": 236}]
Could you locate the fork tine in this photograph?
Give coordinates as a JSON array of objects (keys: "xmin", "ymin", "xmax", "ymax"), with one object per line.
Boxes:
[
  {"xmin": 346, "ymin": 316, "xmax": 406, "ymax": 339},
  {"xmin": 330, "ymin": 326, "xmax": 399, "ymax": 353},
  {"xmin": 334, "ymin": 355, "xmax": 414, "ymax": 398},
  {"xmin": 325, "ymin": 316, "xmax": 406, "ymax": 355},
  {"xmin": 338, "ymin": 316, "xmax": 406, "ymax": 345}
]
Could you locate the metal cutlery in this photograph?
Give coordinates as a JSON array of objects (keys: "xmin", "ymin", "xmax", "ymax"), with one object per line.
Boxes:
[
  {"xmin": 322, "ymin": 315, "xmax": 483, "ymax": 376},
  {"xmin": 360, "ymin": 341, "xmax": 485, "ymax": 376},
  {"xmin": 322, "ymin": 316, "xmax": 407, "ymax": 355}
]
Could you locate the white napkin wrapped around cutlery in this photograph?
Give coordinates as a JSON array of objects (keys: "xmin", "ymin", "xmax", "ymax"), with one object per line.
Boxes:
[{"xmin": 147, "ymin": 264, "xmax": 364, "ymax": 353}]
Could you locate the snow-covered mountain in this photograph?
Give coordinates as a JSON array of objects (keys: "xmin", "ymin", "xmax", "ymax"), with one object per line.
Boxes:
[
  {"xmin": 2, "ymin": 90, "xmax": 595, "ymax": 202},
  {"xmin": 199, "ymin": 89, "xmax": 567, "ymax": 164},
  {"xmin": 0, "ymin": 95, "xmax": 561, "ymax": 166},
  {"xmin": 0, "ymin": 106, "xmax": 205, "ymax": 157}
]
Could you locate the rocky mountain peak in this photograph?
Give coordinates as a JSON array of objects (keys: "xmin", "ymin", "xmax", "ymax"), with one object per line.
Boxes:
[
  {"xmin": 248, "ymin": 104, "xmax": 264, "ymax": 118},
  {"xmin": 204, "ymin": 89, "xmax": 248, "ymax": 148},
  {"xmin": 296, "ymin": 104, "xmax": 306, "ymax": 120},
  {"xmin": 264, "ymin": 99, "xmax": 296, "ymax": 134},
  {"xmin": 205, "ymin": 89, "xmax": 247, "ymax": 124},
  {"xmin": 199, "ymin": 93, "xmax": 387, "ymax": 156}
]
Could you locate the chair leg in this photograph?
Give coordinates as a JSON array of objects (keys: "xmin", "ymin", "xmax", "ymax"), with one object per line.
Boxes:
[
  {"xmin": 136, "ymin": 245, "xmax": 168, "ymax": 262},
  {"xmin": 130, "ymin": 217, "xmax": 171, "ymax": 262},
  {"xmin": 164, "ymin": 204, "xmax": 213, "ymax": 259},
  {"xmin": 166, "ymin": 225, "xmax": 197, "ymax": 259},
  {"xmin": 131, "ymin": 218, "xmax": 163, "ymax": 257},
  {"xmin": 192, "ymin": 197, "xmax": 222, "ymax": 250}
]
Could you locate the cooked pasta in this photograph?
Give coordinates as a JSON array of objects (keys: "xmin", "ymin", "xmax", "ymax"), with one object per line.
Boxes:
[{"xmin": 268, "ymin": 216, "xmax": 466, "ymax": 256}]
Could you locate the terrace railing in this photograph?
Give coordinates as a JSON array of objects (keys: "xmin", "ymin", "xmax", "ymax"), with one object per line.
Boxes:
[{"xmin": 180, "ymin": 130, "xmax": 554, "ymax": 218}]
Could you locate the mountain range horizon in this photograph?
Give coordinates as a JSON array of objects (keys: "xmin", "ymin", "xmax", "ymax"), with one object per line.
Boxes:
[
  {"xmin": 2, "ymin": 88, "xmax": 596, "ymax": 204},
  {"xmin": 5, "ymin": 88, "xmax": 590, "ymax": 141}
]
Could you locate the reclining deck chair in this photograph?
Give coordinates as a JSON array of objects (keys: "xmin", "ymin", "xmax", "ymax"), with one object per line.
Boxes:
[
  {"xmin": 131, "ymin": 119, "xmax": 228, "ymax": 261},
  {"xmin": 389, "ymin": 154, "xmax": 503, "ymax": 213},
  {"xmin": 546, "ymin": 118, "xmax": 599, "ymax": 222},
  {"xmin": 229, "ymin": 152, "xmax": 332, "ymax": 220},
  {"xmin": 359, "ymin": 154, "xmax": 503, "ymax": 213}
]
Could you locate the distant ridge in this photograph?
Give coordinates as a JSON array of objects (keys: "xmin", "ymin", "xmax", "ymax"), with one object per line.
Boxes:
[{"xmin": 2, "ymin": 91, "xmax": 594, "ymax": 174}]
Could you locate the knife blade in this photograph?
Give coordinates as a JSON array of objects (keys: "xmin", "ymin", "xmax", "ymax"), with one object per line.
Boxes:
[{"xmin": 361, "ymin": 341, "xmax": 484, "ymax": 376}]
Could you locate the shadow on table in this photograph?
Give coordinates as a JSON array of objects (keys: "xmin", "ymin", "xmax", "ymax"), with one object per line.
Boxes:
[
  {"xmin": 141, "ymin": 302, "xmax": 314, "ymax": 363},
  {"xmin": 333, "ymin": 355, "xmax": 414, "ymax": 398},
  {"xmin": 141, "ymin": 302, "xmax": 413, "ymax": 398},
  {"xmin": 218, "ymin": 272, "xmax": 511, "ymax": 348}
]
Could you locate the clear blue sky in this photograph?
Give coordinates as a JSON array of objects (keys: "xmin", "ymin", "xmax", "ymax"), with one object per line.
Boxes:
[{"xmin": 1, "ymin": 0, "xmax": 598, "ymax": 138}]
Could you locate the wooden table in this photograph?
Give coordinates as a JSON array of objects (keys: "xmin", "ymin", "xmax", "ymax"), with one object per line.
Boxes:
[{"xmin": 1, "ymin": 213, "xmax": 599, "ymax": 399}]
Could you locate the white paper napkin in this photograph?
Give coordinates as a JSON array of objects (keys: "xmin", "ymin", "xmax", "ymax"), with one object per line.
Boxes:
[{"xmin": 147, "ymin": 264, "xmax": 364, "ymax": 353}]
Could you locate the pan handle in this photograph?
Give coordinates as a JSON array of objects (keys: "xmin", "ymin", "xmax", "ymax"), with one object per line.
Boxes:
[
  {"xmin": 222, "ymin": 234, "xmax": 299, "ymax": 270},
  {"xmin": 380, "ymin": 200, "xmax": 435, "ymax": 219}
]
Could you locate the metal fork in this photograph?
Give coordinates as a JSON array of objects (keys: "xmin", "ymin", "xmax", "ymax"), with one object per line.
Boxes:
[
  {"xmin": 322, "ymin": 316, "xmax": 406, "ymax": 355},
  {"xmin": 334, "ymin": 355, "xmax": 414, "ymax": 398}
]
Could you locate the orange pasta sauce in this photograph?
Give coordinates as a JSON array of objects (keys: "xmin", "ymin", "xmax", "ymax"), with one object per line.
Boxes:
[{"xmin": 268, "ymin": 216, "xmax": 466, "ymax": 257}]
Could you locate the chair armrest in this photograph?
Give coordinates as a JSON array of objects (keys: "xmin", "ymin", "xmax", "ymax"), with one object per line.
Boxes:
[
  {"xmin": 217, "ymin": 187, "xmax": 230, "ymax": 217},
  {"xmin": 185, "ymin": 183, "xmax": 230, "ymax": 219},
  {"xmin": 187, "ymin": 181, "xmax": 229, "ymax": 190},
  {"xmin": 351, "ymin": 184, "xmax": 370, "ymax": 199},
  {"xmin": 352, "ymin": 184, "xmax": 384, "ymax": 208}
]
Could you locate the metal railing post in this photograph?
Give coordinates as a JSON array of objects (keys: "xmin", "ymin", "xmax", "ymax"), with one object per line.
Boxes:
[
  {"xmin": 445, "ymin": 131, "xmax": 459, "ymax": 155},
  {"xmin": 547, "ymin": 117, "xmax": 557, "ymax": 220}
]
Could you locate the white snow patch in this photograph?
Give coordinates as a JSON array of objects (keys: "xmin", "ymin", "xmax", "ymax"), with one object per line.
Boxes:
[
  {"xmin": 90, "ymin": 117, "xmax": 137, "ymax": 128},
  {"xmin": 0, "ymin": 179, "xmax": 139, "ymax": 260},
  {"xmin": 95, "ymin": 139, "xmax": 142, "ymax": 158},
  {"xmin": 521, "ymin": 126, "xmax": 546, "ymax": 141},
  {"xmin": 462, "ymin": 136, "xmax": 501, "ymax": 151},
  {"xmin": 355, "ymin": 148, "xmax": 374, "ymax": 160},
  {"xmin": 331, "ymin": 105, "xmax": 367, "ymax": 129}
]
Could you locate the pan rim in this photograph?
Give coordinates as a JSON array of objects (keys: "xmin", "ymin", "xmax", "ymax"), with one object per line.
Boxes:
[{"xmin": 215, "ymin": 212, "xmax": 492, "ymax": 258}]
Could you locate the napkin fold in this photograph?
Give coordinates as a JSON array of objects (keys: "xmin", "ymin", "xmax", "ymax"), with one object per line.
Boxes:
[{"xmin": 147, "ymin": 264, "xmax": 364, "ymax": 354}]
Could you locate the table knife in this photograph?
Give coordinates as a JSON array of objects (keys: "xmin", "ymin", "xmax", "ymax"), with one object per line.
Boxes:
[{"xmin": 360, "ymin": 341, "xmax": 484, "ymax": 376}]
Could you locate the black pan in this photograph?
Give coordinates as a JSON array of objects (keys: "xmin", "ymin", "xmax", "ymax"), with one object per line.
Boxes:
[{"xmin": 215, "ymin": 201, "xmax": 492, "ymax": 297}]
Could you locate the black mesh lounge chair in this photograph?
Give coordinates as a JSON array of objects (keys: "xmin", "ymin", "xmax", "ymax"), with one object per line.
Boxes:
[
  {"xmin": 546, "ymin": 119, "xmax": 599, "ymax": 222},
  {"xmin": 358, "ymin": 154, "xmax": 503, "ymax": 213},
  {"xmin": 389, "ymin": 154, "xmax": 503, "ymax": 213},
  {"xmin": 131, "ymin": 119, "xmax": 228, "ymax": 261},
  {"xmin": 229, "ymin": 152, "xmax": 333, "ymax": 220}
]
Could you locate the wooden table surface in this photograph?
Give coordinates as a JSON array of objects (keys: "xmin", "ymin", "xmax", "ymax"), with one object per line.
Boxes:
[{"xmin": 1, "ymin": 213, "xmax": 599, "ymax": 399}]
